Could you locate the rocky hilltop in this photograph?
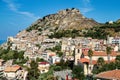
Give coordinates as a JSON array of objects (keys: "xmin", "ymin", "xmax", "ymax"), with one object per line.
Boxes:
[{"xmin": 26, "ymin": 8, "xmax": 99, "ymax": 32}]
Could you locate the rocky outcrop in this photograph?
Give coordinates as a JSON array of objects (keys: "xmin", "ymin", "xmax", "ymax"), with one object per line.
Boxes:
[{"xmin": 27, "ymin": 8, "xmax": 100, "ymax": 31}]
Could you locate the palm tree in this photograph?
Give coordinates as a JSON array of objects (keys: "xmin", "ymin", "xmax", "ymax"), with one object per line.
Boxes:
[
  {"xmin": 88, "ymin": 49, "xmax": 93, "ymax": 66},
  {"xmin": 106, "ymin": 46, "xmax": 112, "ymax": 63},
  {"xmin": 97, "ymin": 57, "xmax": 105, "ymax": 68},
  {"xmin": 88, "ymin": 49, "xmax": 93, "ymax": 75}
]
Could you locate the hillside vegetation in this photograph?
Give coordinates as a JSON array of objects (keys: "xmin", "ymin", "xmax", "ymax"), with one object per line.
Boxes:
[
  {"xmin": 47, "ymin": 21, "xmax": 120, "ymax": 39},
  {"xmin": 17, "ymin": 8, "xmax": 120, "ymax": 40},
  {"xmin": 84, "ymin": 21, "xmax": 120, "ymax": 39}
]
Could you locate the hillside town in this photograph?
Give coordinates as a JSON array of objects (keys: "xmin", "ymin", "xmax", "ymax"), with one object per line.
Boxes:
[
  {"xmin": 0, "ymin": 8, "xmax": 120, "ymax": 80},
  {"xmin": 0, "ymin": 31, "xmax": 120, "ymax": 80}
]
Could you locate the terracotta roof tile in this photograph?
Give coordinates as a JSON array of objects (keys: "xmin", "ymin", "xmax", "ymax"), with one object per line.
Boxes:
[
  {"xmin": 83, "ymin": 51, "xmax": 117, "ymax": 56},
  {"xmin": 96, "ymin": 70, "xmax": 120, "ymax": 79},
  {"xmin": 79, "ymin": 58, "xmax": 115, "ymax": 65},
  {"xmin": 80, "ymin": 58, "xmax": 89, "ymax": 63},
  {"xmin": 4, "ymin": 65, "xmax": 21, "ymax": 72},
  {"xmin": 49, "ymin": 54, "xmax": 56, "ymax": 56},
  {"xmin": 79, "ymin": 58, "xmax": 97, "ymax": 65}
]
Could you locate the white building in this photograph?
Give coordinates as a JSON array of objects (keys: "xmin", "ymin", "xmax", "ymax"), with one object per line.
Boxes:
[
  {"xmin": 4, "ymin": 65, "xmax": 22, "ymax": 79},
  {"xmin": 49, "ymin": 56, "xmax": 61, "ymax": 64},
  {"xmin": 38, "ymin": 62, "xmax": 50, "ymax": 73}
]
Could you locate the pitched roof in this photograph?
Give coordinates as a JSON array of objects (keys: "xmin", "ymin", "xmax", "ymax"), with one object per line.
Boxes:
[
  {"xmin": 83, "ymin": 51, "xmax": 117, "ymax": 56},
  {"xmin": 95, "ymin": 70, "xmax": 120, "ymax": 79},
  {"xmin": 4, "ymin": 65, "xmax": 21, "ymax": 72},
  {"xmin": 80, "ymin": 58, "xmax": 89, "ymax": 63},
  {"xmin": 79, "ymin": 58, "xmax": 115, "ymax": 65},
  {"xmin": 79, "ymin": 58, "xmax": 97, "ymax": 65},
  {"xmin": 49, "ymin": 54, "xmax": 56, "ymax": 56}
]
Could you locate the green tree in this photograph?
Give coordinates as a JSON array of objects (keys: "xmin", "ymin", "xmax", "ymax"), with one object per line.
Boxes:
[
  {"xmin": 93, "ymin": 62, "xmax": 118, "ymax": 74},
  {"xmin": 106, "ymin": 46, "xmax": 112, "ymax": 63},
  {"xmin": 36, "ymin": 58, "xmax": 45, "ymax": 62},
  {"xmin": 53, "ymin": 66, "xmax": 62, "ymax": 71},
  {"xmin": 27, "ymin": 60, "xmax": 40, "ymax": 80},
  {"xmin": 56, "ymin": 51, "xmax": 63, "ymax": 57},
  {"xmin": 13, "ymin": 50, "xmax": 18, "ymax": 59},
  {"xmin": 35, "ymin": 44, "xmax": 41, "ymax": 49},
  {"xmin": 18, "ymin": 51, "xmax": 24, "ymax": 60},
  {"xmin": 115, "ymin": 55, "xmax": 120, "ymax": 69},
  {"xmin": 115, "ymin": 55, "xmax": 120, "ymax": 62},
  {"xmin": 46, "ymin": 44, "xmax": 61, "ymax": 52},
  {"xmin": 97, "ymin": 57, "xmax": 105, "ymax": 68},
  {"xmin": 72, "ymin": 65, "xmax": 84, "ymax": 80},
  {"xmin": 54, "ymin": 44, "xmax": 61, "ymax": 51},
  {"xmin": 6, "ymin": 50, "xmax": 15, "ymax": 59},
  {"xmin": 56, "ymin": 59, "xmax": 71, "ymax": 70},
  {"xmin": 44, "ymin": 75, "xmax": 55, "ymax": 80}
]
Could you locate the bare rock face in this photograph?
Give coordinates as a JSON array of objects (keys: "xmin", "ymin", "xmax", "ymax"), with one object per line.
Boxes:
[{"xmin": 27, "ymin": 8, "xmax": 100, "ymax": 31}]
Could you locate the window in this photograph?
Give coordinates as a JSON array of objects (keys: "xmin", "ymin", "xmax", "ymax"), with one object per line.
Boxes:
[{"xmin": 78, "ymin": 49, "xmax": 80, "ymax": 53}]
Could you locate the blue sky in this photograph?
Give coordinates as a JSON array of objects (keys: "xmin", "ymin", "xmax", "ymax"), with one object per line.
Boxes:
[{"xmin": 0, "ymin": 0, "xmax": 120, "ymax": 40}]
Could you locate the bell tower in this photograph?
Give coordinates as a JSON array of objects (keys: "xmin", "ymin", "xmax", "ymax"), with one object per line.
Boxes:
[{"xmin": 74, "ymin": 45, "xmax": 82, "ymax": 65}]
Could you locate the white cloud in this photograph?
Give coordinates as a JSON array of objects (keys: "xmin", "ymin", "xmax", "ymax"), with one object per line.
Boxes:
[
  {"xmin": 82, "ymin": 0, "xmax": 90, "ymax": 5},
  {"xmin": 84, "ymin": 0, "xmax": 90, "ymax": 3},
  {"xmin": 2, "ymin": 0, "xmax": 18, "ymax": 11},
  {"xmin": 80, "ymin": 0, "xmax": 93, "ymax": 14},
  {"xmin": 80, "ymin": 7, "xmax": 93, "ymax": 14},
  {"xmin": 19, "ymin": 11, "xmax": 39, "ymax": 19},
  {"xmin": 9, "ymin": 3, "xmax": 17, "ymax": 11},
  {"xmin": 2, "ymin": 0, "xmax": 39, "ymax": 19}
]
